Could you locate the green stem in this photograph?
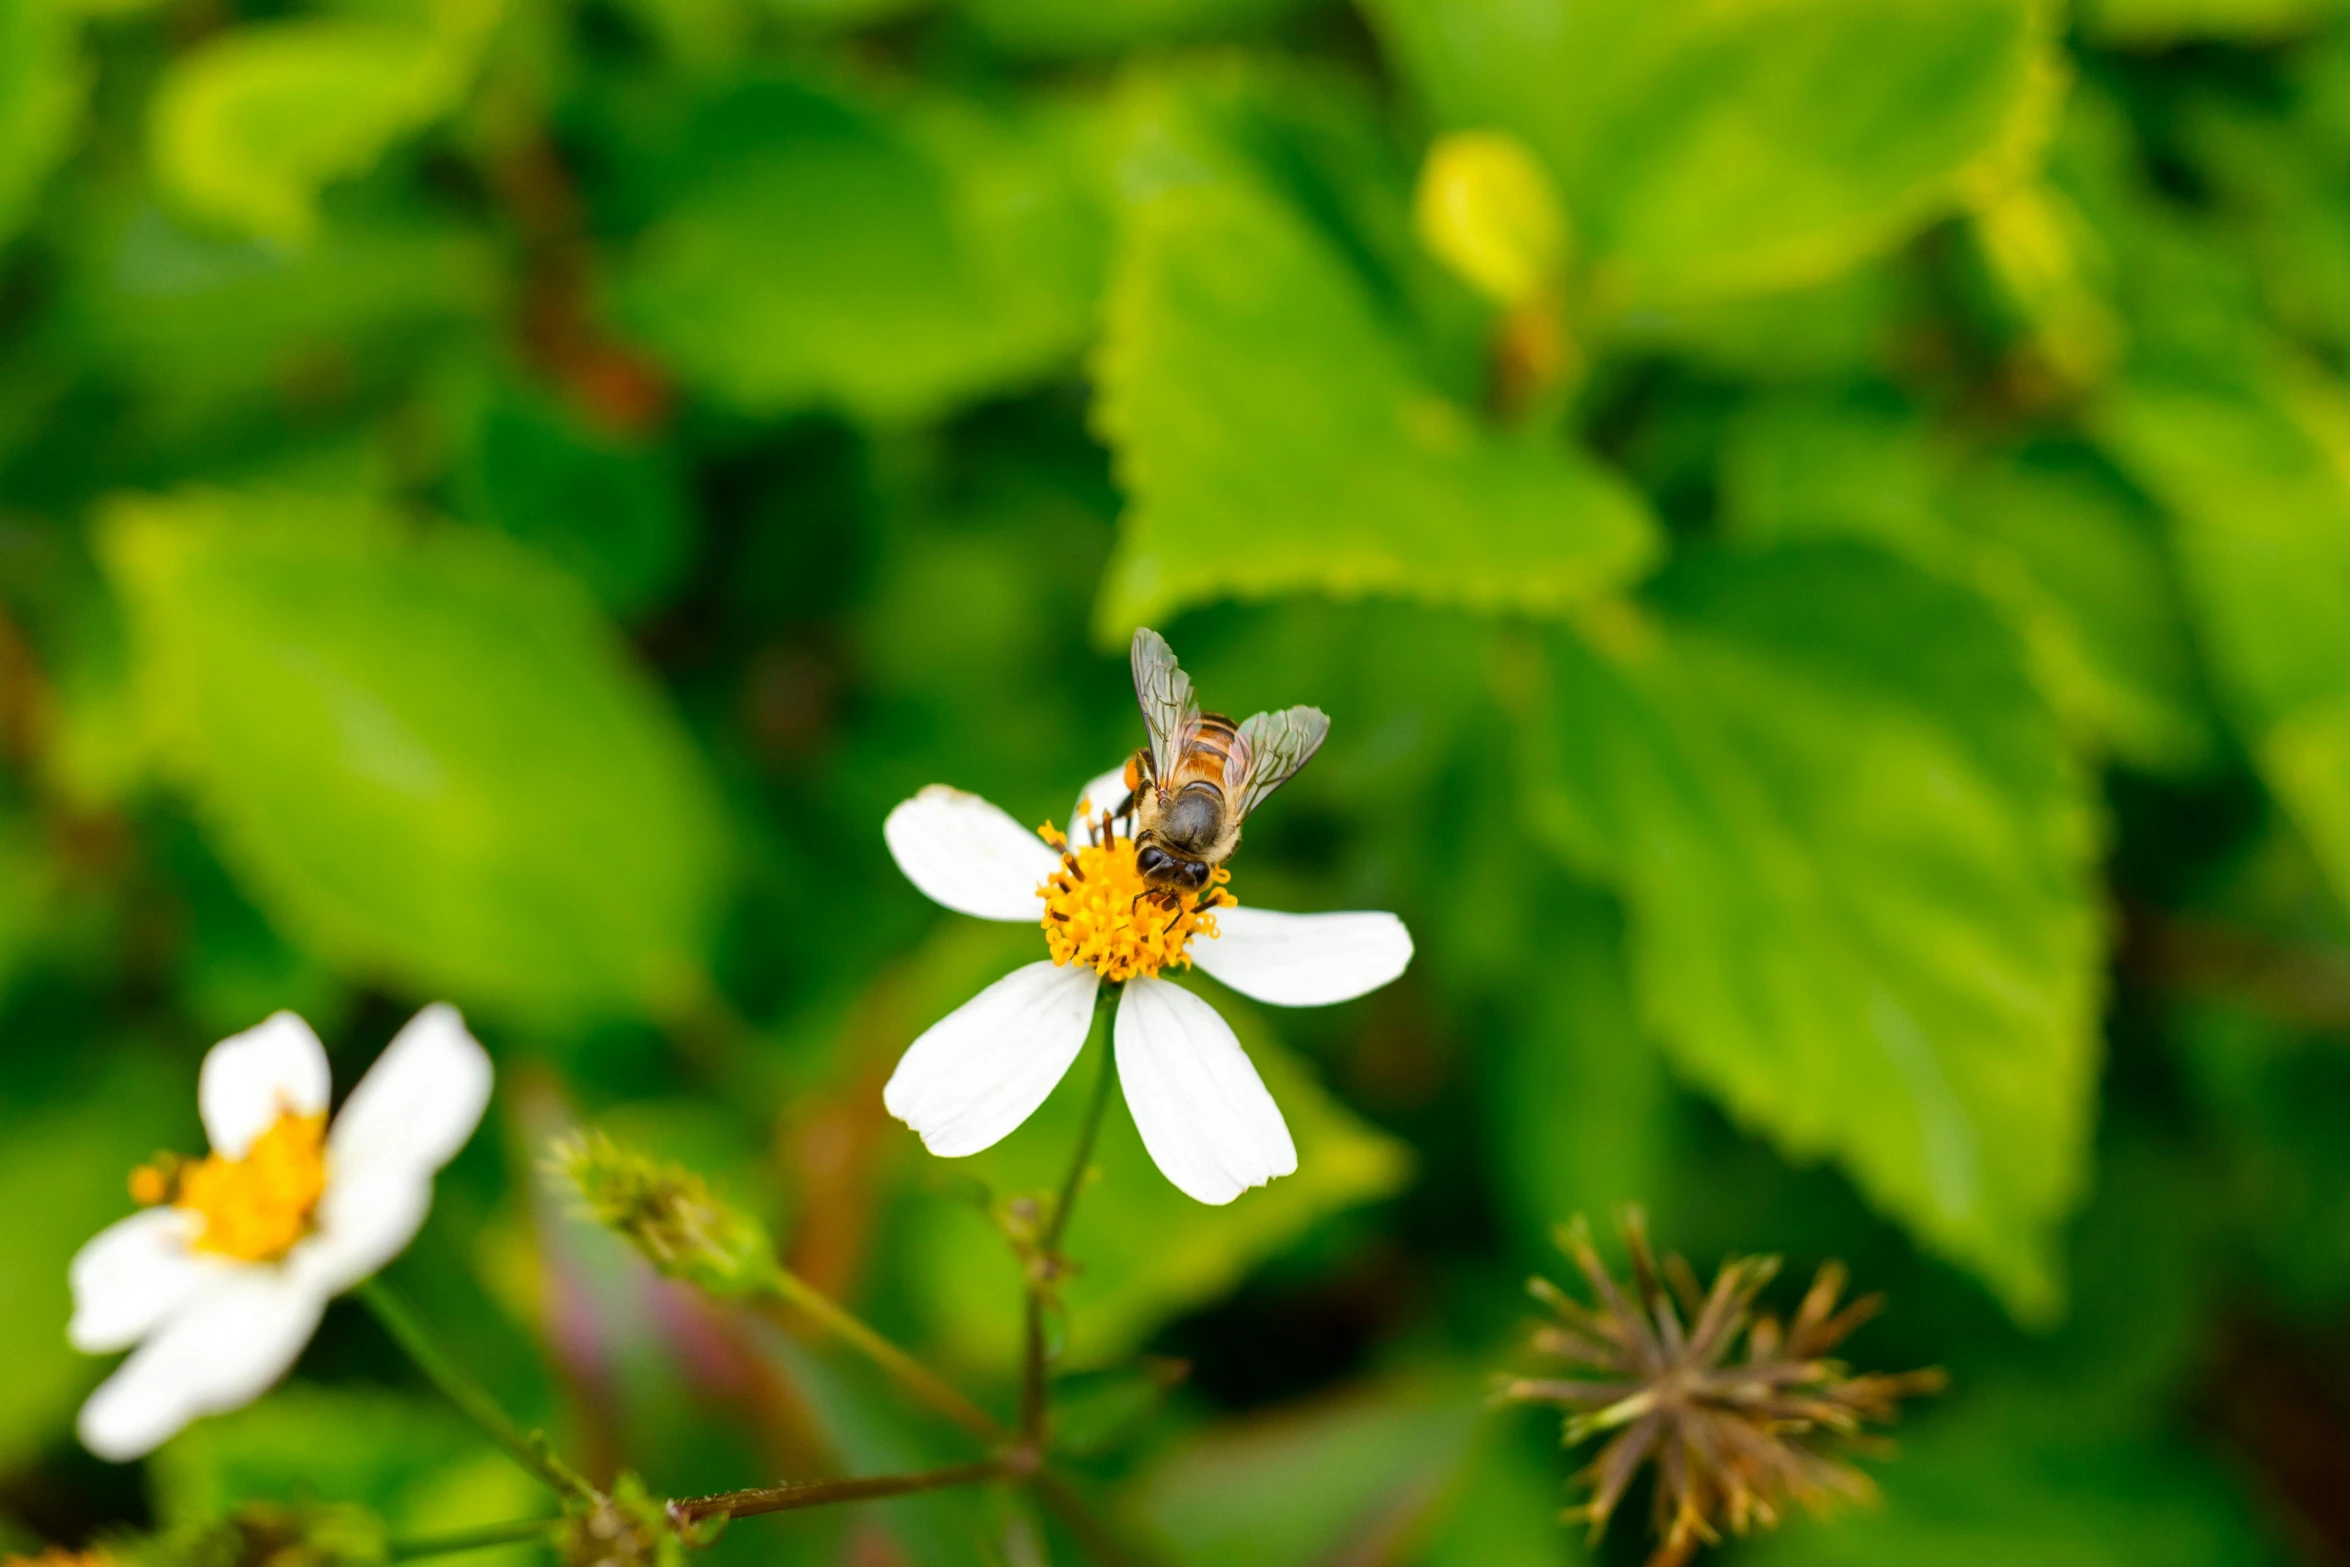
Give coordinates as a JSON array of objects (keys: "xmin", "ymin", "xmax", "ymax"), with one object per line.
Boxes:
[
  {"xmin": 757, "ymin": 1270, "xmax": 1009, "ymax": 1445},
  {"xmin": 1048, "ymin": 993, "xmax": 1121, "ymax": 1258},
  {"xmin": 386, "ymin": 1518, "xmax": 562, "ymax": 1561},
  {"xmin": 357, "ymin": 1278, "xmax": 591, "ymax": 1500},
  {"xmin": 1024, "ymin": 988, "xmax": 1121, "ymax": 1445},
  {"xmin": 670, "ymin": 1458, "xmax": 1007, "ymax": 1525}
]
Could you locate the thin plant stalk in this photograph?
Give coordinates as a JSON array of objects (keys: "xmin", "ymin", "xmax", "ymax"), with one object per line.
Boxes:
[
  {"xmin": 357, "ymin": 1278, "xmax": 591, "ymax": 1500},
  {"xmin": 670, "ymin": 1458, "xmax": 1009, "ymax": 1525},
  {"xmin": 1025, "ymin": 988, "xmax": 1120, "ymax": 1445}
]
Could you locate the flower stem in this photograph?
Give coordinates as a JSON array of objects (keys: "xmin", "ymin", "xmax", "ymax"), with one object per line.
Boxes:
[
  {"xmin": 755, "ymin": 1269, "xmax": 1010, "ymax": 1445},
  {"xmin": 1048, "ymin": 994, "xmax": 1121, "ymax": 1259},
  {"xmin": 1024, "ymin": 987, "xmax": 1120, "ymax": 1445},
  {"xmin": 669, "ymin": 1458, "xmax": 1008, "ymax": 1525},
  {"xmin": 386, "ymin": 1518, "xmax": 562, "ymax": 1560},
  {"xmin": 357, "ymin": 1278, "xmax": 592, "ymax": 1500}
]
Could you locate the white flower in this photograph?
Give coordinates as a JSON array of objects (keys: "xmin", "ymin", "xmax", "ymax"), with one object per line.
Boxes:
[
  {"xmin": 68, "ymin": 1004, "xmax": 493, "ymax": 1461},
  {"xmin": 881, "ymin": 765, "xmax": 1412, "ymax": 1205}
]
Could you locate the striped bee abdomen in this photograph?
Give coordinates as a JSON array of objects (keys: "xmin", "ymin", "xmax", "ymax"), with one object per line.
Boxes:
[{"xmin": 1173, "ymin": 712, "xmax": 1243, "ymax": 792}]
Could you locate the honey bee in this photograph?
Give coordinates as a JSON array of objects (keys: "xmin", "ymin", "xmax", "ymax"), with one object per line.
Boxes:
[{"xmin": 1109, "ymin": 627, "xmax": 1330, "ymax": 908}]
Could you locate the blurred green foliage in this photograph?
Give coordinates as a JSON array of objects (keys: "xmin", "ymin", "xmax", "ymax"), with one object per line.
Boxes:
[{"xmin": 3, "ymin": 0, "xmax": 2350, "ymax": 1560}]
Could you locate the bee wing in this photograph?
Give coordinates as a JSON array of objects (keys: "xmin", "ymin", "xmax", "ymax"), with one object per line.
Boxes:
[
  {"xmin": 1130, "ymin": 627, "xmax": 1200, "ymax": 785},
  {"xmin": 1230, "ymin": 705, "xmax": 1330, "ymax": 820}
]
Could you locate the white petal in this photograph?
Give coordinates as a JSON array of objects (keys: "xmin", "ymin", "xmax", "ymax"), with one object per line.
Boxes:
[
  {"xmin": 1114, "ymin": 977, "xmax": 1296, "ymax": 1206},
  {"xmin": 76, "ymin": 1268, "xmax": 325, "ymax": 1462},
  {"xmin": 328, "ymin": 1003, "xmax": 493, "ymax": 1182},
  {"xmin": 1068, "ymin": 763, "xmax": 1136, "ymax": 849},
  {"xmin": 884, "ymin": 961, "xmax": 1100, "ymax": 1157},
  {"xmin": 68, "ymin": 1208, "xmax": 215, "ymax": 1354},
  {"xmin": 884, "ymin": 786, "xmax": 1061, "ymax": 922},
  {"xmin": 293, "ymin": 1167, "xmax": 433, "ymax": 1296},
  {"xmin": 1191, "ymin": 907, "xmax": 1414, "ymax": 1007},
  {"xmin": 200, "ymin": 1012, "xmax": 330, "ymax": 1159}
]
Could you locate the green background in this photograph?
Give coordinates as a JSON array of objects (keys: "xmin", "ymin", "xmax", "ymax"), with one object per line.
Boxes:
[{"xmin": 1, "ymin": 0, "xmax": 2347, "ymax": 1559}]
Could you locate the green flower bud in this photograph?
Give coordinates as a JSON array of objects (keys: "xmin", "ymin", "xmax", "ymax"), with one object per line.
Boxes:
[{"xmin": 547, "ymin": 1129, "xmax": 774, "ymax": 1299}]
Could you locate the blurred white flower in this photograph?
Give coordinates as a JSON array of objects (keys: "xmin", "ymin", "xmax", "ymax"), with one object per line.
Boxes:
[
  {"xmin": 68, "ymin": 1005, "xmax": 492, "ymax": 1461},
  {"xmin": 881, "ymin": 766, "xmax": 1411, "ymax": 1205}
]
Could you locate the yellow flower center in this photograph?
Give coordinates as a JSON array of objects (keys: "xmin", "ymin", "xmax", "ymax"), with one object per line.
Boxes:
[
  {"xmin": 132, "ymin": 1109, "xmax": 329, "ymax": 1262},
  {"xmin": 1036, "ymin": 821, "xmax": 1231, "ymax": 983}
]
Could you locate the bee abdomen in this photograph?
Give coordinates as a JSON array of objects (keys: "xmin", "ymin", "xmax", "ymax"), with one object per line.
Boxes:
[{"xmin": 1179, "ymin": 713, "xmax": 1242, "ymax": 787}]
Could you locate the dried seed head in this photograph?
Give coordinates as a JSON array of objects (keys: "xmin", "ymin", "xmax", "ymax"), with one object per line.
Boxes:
[
  {"xmin": 1499, "ymin": 1209, "xmax": 1945, "ymax": 1567},
  {"xmin": 547, "ymin": 1130, "xmax": 774, "ymax": 1299}
]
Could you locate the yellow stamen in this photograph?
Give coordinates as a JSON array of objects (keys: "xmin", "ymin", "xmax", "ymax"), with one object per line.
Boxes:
[
  {"xmin": 1035, "ymin": 825, "xmax": 1231, "ymax": 983},
  {"xmin": 133, "ymin": 1109, "xmax": 330, "ymax": 1262},
  {"xmin": 128, "ymin": 1157, "xmax": 179, "ymax": 1206}
]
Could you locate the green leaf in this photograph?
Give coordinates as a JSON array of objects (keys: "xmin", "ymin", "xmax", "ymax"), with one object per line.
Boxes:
[
  {"xmin": 1529, "ymin": 546, "xmax": 2102, "ymax": 1317},
  {"xmin": 0, "ymin": 1047, "xmax": 189, "ymax": 1470},
  {"xmin": 1745, "ymin": 1389, "xmax": 2289, "ymax": 1567},
  {"xmin": 146, "ymin": 2, "xmax": 500, "ymax": 246},
  {"xmin": 618, "ymin": 81, "xmax": 1106, "ymax": 424},
  {"xmin": 99, "ymin": 488, "xmax": 728, "ymax": 1022},
  {"xmin": 1094, "ymin": 180, "xmax": 1658, "ymax": 638},
  {"xmin": 1418, "ymin": 1427, "xmax": 1590, "ymax": 1567},
  {"xmin": 1607, "ymin": 256, "xmax": 1907, "ymax": 380},
  {"xmin": 1722, "ymin": 391, "xmax": 2211, "ymax": 771},
  {"xmin": 1483, "ymin": 884, "xmax": 1687, "ymax": 1258},
  {"xmin": 152, "ymin": 1387, "xmax": 538, "ymax": 1542},
  {"xmin": 1950, "ymin": 452, "xmax": 2214, "ymax": 775},
  {"xmin": 900, "ymin": 938, "xmax": 1411, "ymax": 1364},
  {"xmin": 2096, "ymin": 358, "xmax": 2350, "ymax": 917},
  {"xmin": 1135, "ymin": 1375, "xmax": 1483, "ymax": 1567},
  {"xmin": 64, "ymin": 204, "xmax": 498, "ymax": 444},
  {"xmin": 2174, "ymin": 94, "xmax": 2350, "ymax": 361},
  {"xmin": 1366, "ymin": 0, "xmax": 2058, "ymax": 305},
  {"xmin": 2172, "ymin": 999, "xmax": 2350, "ymax": 1312},
  {"xmin": 963, "ymin": 0, "xmax": 1321, "ymax": 57},
  {"xmin": 0, "ymin": 0, "xmax": 85, "ymax": 252},
  {"xmin": 452, "ymin": 384, "xmax": 693, "ymax": 621},
  {"xmin": 0, "ymin": 816, "xmax": 52, "ymax": 1006},
  {"xmin": 2079, "ymin": 0, "xmax": 2342, "ymax": 45}
]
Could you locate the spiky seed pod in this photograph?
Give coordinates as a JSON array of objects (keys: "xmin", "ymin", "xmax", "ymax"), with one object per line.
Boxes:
[
  {"xmin": 1499, "ymin": 1209, "xmax": 1945, "ymax": 1567},
  {"xmin": 546, "ymin": 1130, "xmax": 775, "ymax": 1300}
]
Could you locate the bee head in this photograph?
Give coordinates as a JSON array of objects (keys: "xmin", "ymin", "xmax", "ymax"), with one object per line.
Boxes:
[{"xmin": 1136, "ymin": 843, "xmax": 1211, "ymax": 892}]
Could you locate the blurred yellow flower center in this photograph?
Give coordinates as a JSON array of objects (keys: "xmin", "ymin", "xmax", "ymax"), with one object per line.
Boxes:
[
  {"xmin": 132, "ymin": 1109, "xmax": 329, "ymax": 1262},
  {"xmin": 1036, "ymin": 823, "xmax": 1230, "ymax": 983}
]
